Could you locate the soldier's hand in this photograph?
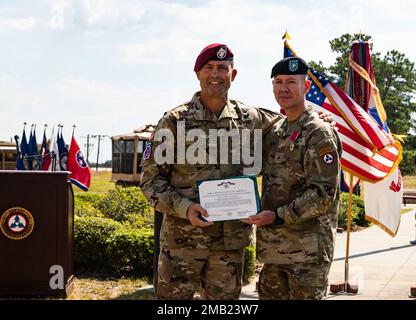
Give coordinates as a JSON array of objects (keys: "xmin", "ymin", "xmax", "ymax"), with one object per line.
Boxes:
[
  {"xmin": 186, "ymin": 203, "xmax": 214, "ymax": 227},
  {"xmin": 318, "ymin": 111, "xmax": 336, "ymax": 127},
  {"xmin": 241, "ymin": 210, "xmax": 276, "ymax": 227}
]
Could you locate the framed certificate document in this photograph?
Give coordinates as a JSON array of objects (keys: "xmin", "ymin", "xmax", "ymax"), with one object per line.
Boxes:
[{"xmin": 197, "ymin": 176, "xmax": 261, "ymax": 222}]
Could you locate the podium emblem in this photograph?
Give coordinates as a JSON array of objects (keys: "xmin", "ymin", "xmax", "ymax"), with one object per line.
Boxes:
[{"xmin": 1, "ymin": 207, "xmax": 35, "ymax": 240}]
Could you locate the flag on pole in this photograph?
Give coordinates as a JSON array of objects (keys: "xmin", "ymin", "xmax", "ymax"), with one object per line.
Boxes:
[
  {"xmin": 341, "ymin": 171, "xmax": 360, "ymax": 192},
  {"xmin": 67, "ymin": 135, "xmax": 91, "ymax": 191},
  {"xmin": 363, "ymin": 167, "xmax": 403, "ymax": 236},
  {"xmin": 283, "ymin": 41, "xmax": 402, "ymax": 182},
  {"xmin": 27, "ymin": 126, "xmax": 36, "ymax": 170},
  {"xmin": 57, "ymin": 127, "xmax": 68, "ymax": 171},
  {"xmin": 41, "ymin": 127, "xmax": 51, "ymax": 171},
  {"xmin": 348, "ymin": 41, "xmax": 403, "ymax": 236},
  {"xmin": 48, "ymin": 125, "xmax": 60, "ymax": 171},
  {"xmin": 31, "ymin": 126, "xmax": 41, "ymax": 170},
  {"xmin": 16, "ymin": 126, "xmax": 28, "ymax": 170}
]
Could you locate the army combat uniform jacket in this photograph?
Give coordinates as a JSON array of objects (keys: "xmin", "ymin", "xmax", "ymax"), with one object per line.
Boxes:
[
  {"xmin": 140, "ymin": 92, "xmax": 282, "ymax": 251},
  {"xmin": 258, "ymin": 106, "xmax": 342, "ymax": 265}
]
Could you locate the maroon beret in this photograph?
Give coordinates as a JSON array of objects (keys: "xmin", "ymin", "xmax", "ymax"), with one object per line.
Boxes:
[{"xmin": 194, "ymin": 43, "xmax": 234, "ymax": 72}]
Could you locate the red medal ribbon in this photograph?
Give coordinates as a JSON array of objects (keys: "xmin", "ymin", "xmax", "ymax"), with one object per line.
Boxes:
[{"xmin": 290, "ymin": 130, "xmax": 299, "ymax": 142}]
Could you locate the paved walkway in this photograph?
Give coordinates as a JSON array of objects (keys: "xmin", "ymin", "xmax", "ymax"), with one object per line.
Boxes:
[{"xmin": 241, "ymin": 207, "xmax": 416, "ymax": 300}]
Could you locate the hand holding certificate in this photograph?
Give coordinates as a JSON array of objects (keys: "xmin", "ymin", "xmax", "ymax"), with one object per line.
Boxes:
[{"xmin": 197, "ymin": 176, "xmax": 261, "ymax": 222}]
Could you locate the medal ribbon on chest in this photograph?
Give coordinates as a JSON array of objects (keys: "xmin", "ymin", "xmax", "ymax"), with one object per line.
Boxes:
[{"xmin": 289, "ymin": 130, "xmax": 299, "ymax": 151}]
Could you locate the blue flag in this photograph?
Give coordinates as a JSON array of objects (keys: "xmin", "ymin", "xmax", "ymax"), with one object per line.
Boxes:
[
  {"xmin": 27, "ymin": 127, "xmax": 41, "ymax": 170},
  {"xmin": 16, "ymin": 128, "xmax": 28, "ymax": 170},
  {"xmin": 27, "ymin": 128, "xmax": 34, "ymax": 170},
  {"xmin": 57, "ymin": 129, "xmax": 68, "ymax": 170}
]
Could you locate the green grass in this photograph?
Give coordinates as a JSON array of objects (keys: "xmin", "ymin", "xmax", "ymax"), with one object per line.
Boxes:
[
  {"xmin": 73, "ymin": 171, "xmax": 115, "ymax": 195},
  {"xmin": 68, "ymin": 276, "xmax": 154, "ymax": 300},
  {"xmin": 404, "ymin": 176, "xmax": 416, "ymax": 190}
]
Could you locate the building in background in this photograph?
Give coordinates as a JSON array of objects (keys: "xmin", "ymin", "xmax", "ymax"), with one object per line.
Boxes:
[
  {"xmin": 0, "ymin": 142, "xmax": 17, "ymax": 170},
  {"xmin": 111, "ymin": 124, "xmax": 155, "ymax": 185}
]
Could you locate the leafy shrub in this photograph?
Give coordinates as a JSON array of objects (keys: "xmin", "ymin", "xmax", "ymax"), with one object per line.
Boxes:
[
  {"xmin": 338, "ymin": 192, "xmax": 369, "ymax": 228},
  {"xmin": 74, "ymin": 216, "xmax": 121, "ymax": 272},
  {"xmin": 75, "ymin": 193, "xmax": 105, "ymax": 208},
  {"xmin": 106, "ymin": 227, "xmax": 154, "ymax": 277},
  {"xmin": 75, "ymin": 202, "xmax": 104, "ymax": 218},
  {"xmin": 74, "ymin": 216, "xmax": 154, "ymax": 277},
  {"xmin": 97, "ymin": 186, "xmax": 154, "ymax": 228},
  {"xmin": 74, "ymin": 193, "xmax": 105, "ymax": 218},
  {"xmin": 243, "ymin": 245, "xmax": 256, "ymax": 285}
]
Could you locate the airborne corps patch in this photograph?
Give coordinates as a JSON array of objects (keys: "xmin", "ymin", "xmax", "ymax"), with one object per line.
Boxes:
[{"xmin": 143, "ymin": 141, "xmax": 152, "ymax": 160}]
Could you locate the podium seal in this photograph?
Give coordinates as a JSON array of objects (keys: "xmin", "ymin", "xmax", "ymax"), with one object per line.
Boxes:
[{"xmin": 0, "ymin": 207, "xmax": 35, "ymax": 240}]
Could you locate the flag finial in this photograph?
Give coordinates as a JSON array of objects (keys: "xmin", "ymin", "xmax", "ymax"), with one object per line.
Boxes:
[
  {"xmin": 72, "ymin": 125, "xmax": 76, "ymax": 136},
  {"xmin": 282, "ymin": 30, "xmax": 291, "ymax": 42},
  {"xmin": 358, "ymin": 30, "xmax": 364, "ymax": 41}
]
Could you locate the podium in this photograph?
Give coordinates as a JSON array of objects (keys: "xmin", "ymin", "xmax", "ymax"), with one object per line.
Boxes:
[{"xmin": 0, "ymin": 171, "xmax": 74, "ymax": 297}]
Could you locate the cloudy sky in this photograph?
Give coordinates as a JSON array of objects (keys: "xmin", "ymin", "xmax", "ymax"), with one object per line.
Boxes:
[{"xmin": 1, "ymin": 0, "xmax": 415, "ymax": 162}]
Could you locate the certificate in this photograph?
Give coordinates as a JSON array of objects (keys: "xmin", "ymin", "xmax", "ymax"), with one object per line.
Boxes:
[{"xmin": 197, "ymin": 176, "xmax": 261, "ymax": 222}]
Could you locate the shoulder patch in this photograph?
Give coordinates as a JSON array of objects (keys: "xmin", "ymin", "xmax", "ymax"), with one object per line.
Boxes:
[
  {"xmin": 319, "ymin": 146, "xmax": 333, "ymax": 156},
  {"xmin": 322, "ymin": 153, "xmax": 334, "ymax": 164},
  {"xmin": 143, "ymin": 141, "xmax": 152, "ymax": 160}
]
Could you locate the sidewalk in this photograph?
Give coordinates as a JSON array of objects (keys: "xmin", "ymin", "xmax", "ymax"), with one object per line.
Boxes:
[{"xmin": 241, "ymin": 207, "xmax": 416, "ymax": 300}]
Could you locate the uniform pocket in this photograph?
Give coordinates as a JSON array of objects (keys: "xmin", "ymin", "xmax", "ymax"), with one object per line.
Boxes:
[
  {"xmin": 158, "ymin": 249, "xmax": 174, "ymax": 283},
  {"xmin": 298, "ymin": 231, "xmax": 319, "ymax": 259}
]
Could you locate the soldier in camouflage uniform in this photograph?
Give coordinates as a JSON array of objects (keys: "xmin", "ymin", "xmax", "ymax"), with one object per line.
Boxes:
[
  {"xmin": 140, "ymin": 43, "xmax": 281, "ymax": 300},
  {"xmin": 243, "ymin": 57, "xmax": 342, "ymax": 300}
]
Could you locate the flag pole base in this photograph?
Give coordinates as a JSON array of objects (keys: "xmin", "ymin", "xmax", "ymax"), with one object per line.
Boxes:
[
  {"xmin": 329, "ymin": 281, "xmax": 359, "ymax": 294},
  {"xmin": 410, "ymin": 286, "xmax": 416, "ymax": 298}
]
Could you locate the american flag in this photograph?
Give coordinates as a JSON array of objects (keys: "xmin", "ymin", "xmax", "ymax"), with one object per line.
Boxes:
[{"xmin": 284, "ymin": 42, "xmax": 402, "ymax": 182}]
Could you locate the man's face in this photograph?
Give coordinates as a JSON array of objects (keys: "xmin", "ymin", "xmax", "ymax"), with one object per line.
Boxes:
[
  {"xmin": 196, "ymin": 60, "xmax": 237, "ymax": 99},
  {"xmin": 272, "ymin": 74, "xmax": 310, "ymax": 110}
]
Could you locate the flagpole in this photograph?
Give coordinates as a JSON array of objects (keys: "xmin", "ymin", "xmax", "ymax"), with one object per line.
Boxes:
[
  {"xmin": 344, "ymin": 174, "xmax": 354, "ymax": 292},
  {"xmin": 51, "ymin": 125, "xmax": 56, "ymax": 172},
  {"xmin": 72, "ymin": 125, "xmax": 76, "ymax": 137}
]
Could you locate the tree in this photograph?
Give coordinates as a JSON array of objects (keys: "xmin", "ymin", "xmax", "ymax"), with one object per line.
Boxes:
[
  {"xmin": 374, "ymin": 50, "xmax": 416, "ymax": 135},
  {"xmin": 310, "ymin": 33, "xmax": 416, "ymax": 175}
]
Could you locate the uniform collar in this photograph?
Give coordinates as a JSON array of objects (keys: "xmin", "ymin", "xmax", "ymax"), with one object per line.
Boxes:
[{"xmin": 190, "ymin": 92, "xmax": 239, "ymax": 121}]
